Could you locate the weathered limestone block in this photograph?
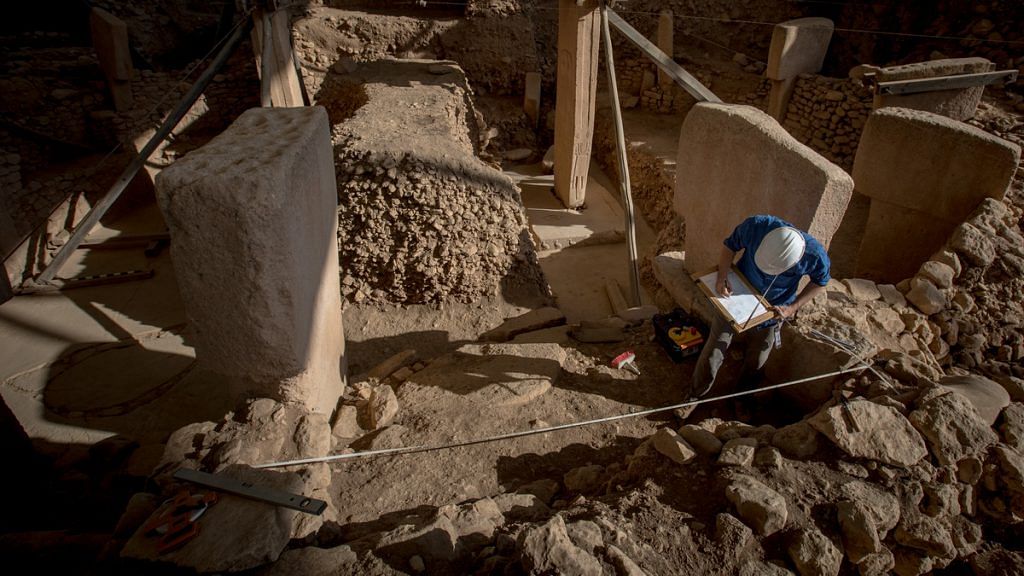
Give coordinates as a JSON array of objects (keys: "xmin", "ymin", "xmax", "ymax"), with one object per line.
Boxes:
[
  {"xmin": 854, "ymin": 107, "xmax": 1020, "ymax": 220},
  {"xmin": 767, "ymin": 18, "xmax": 835, "ymax": 81},
  {"xmin": 524, "ymin": 71, "xmax": 542, "ymax": 127},
  {"xmin": 787, "ymin": 527, "xmax": 842, "ymax": 576},
  {"xmin": 122, "ymin": 465, "xmax": 302, "ymax": 572},
  {"xmin": 909, "ymin": 390, "xmax": 999, "ymax": 466},
  {"xmin": 766, "ymin": 18, "xmax": 834, "ymax": 119},
  {"xmin": 652, "ymin": 251, "xmax": 716, "ymax": 325},
  {"xmin": 724, "ymin": 474, "xmax": 788, "ymax": 536},
  {"xmin": 874, "ymin": 58, "xmax": 994, "ymax": 121},
  {"xmin": 518, "ymin": 515, "xmax": 603, "ymax": 574},
  {"xmin": 856, "ymin": 201, "xmax": 956, "ymax": 281},
  {"xmin": 656, "ymin": 10, "xmax": 674, "ymax": 86},
  {"xmin": 674, "ymin": 104, "xmax": 853, "ymax": 274},
  {"xmin": 852, "ymin": 107, "xmax": 1020, "ymax": 281},
  {"xmin": 808, "ymin": 400, "xmax": 927, "ymax": 467},
  {"xmin": 652, "ymin": 427, "xmax": 697, "ymax": 465},
  {"xmin": 156, "ymin": 107, "xmax": 345, "ymax": 414}
]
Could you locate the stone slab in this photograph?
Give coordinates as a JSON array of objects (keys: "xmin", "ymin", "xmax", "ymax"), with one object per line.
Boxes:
[
  {"xmin": 651, "ymin": 251, "xmax": 715, "ymax": 325},
  {"xmin": 855, "ymin": 199, "xmax": 956, "ymax": 282},
  {"xmin": 524, "ymin": 72, "xmax": 542, "ymax": 127},
  {"xmin": 156, "ymin": 107, "xmax": 345, "ymax": 414},
  {"xmin": 766, "ymin": 18, "xmax": 834, "ymax": 81},
  {"xmin": 90, "ymin": 8, "xmax": 133, "ymax": 81},
  {"xmin": 121, "ymin": 465, "xmax": 301, "ymax": 572},
  {"xmin": 874, "ymin": 58, "xmax": 994, "ymax": 121},
  {"xmin": 674, "ymin": 103, "xmax": 853, "ymax": 274},
  {"xmin": 656, "ymin": 10, "xmax": 673, "ymax": 86},
  {"xmin": 853, "ymin": 107, "xmax": 1021, "ymax": 221}
]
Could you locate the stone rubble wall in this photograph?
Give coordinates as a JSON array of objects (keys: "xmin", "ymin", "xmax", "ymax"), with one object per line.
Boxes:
[
  {"xmin": 782, "ymin": 74, "xmax": 873, "ymax": 172},
  {"xmin": 611, "ymin": 58, "xmax": 717, "ymax": 114},
  {"xmin": 324, "ymin": 59, "xmax": 542, "ymax": 305}
]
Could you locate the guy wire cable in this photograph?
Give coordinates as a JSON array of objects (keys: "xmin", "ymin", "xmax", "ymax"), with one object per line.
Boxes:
[{"xmin": 254, "ymin": 363, "xmax": 869, "ymax": 469}]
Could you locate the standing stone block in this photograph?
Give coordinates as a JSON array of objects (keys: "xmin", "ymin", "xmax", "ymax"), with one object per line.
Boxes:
[
  {"xmin": 656, "ymin": 10, "xmax": 674, "ymax": 87},
  {"xmin": 853, "ymin": 107, "xmax": 1020, "ymax": 281},
  {"xmin": 553, "ymin": 0, "xmax": 600, "ymax": 209},
  {"xmin": 524, "ymin": 72, "xmax": 542, "ymax": 128},
  {"xmin": 156, "ymin": 107, "xmax": 345, "ymax": 415},
  {"xmin": 766, "ymin": 17, "xmax": 834, "ymax": 120},
  {"xmin": 674, "ymin": 103, "xmax": 853, "ymax": 274},
  {"xmin": 873, "ymin": 58, "xmax": 994, "ymax": 121},
  {"xmin": 854, "ymin": 107, "xmax": 1020, "ymax": 219},
  {"xmin": 856, "ymin": 201, "xmax": 957, "ymax": 281},
  {"xmin": 90, "ymin": 7, "xmax": 133, "ymax": 111}
]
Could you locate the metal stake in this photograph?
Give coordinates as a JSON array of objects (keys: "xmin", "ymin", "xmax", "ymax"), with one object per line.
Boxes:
[{"xmin": 600, "ymin": 1, "xmax": 641, "ymax": 308}]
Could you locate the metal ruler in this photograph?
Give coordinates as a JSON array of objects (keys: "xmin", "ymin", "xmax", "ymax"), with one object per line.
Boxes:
[{"xmin": 173, "ymin": 468, "xmax": 326, "ymax": 515}]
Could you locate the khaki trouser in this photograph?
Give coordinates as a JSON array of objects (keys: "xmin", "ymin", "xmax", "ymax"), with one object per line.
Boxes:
[{"xmin": 690, "ymin": 314, "xmax": 778, "ymax": 398}]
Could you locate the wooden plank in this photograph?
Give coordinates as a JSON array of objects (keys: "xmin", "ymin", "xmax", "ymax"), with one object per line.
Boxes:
[
  {"xmin": 268, "ymin": 9, "xmax": 304, "ymax": 107},
  {"xmin": 553, "ymin": 0, "xmax": 601, "ymax": 209},
  {"xmin": 876, "ymin": 69, "xmax": 1018, "ymax": 96},
  {"xmin": 606, "ymin": 9, "xmax": 721, "ymax": 104}
]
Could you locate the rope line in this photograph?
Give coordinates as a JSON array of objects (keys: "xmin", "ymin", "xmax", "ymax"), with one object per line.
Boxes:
[{"xmin": 253, "ymin": 364, "xmax": 869, "ymax": 469}]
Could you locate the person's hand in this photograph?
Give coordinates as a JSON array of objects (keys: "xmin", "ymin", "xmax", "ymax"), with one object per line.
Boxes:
[
  {"xmin": 715, "ymin": 272, "xmax": 732, "ymax": 297},
  {"xmin": 773, "ymin": 304, "xmax": 796, "ymax": 319}
]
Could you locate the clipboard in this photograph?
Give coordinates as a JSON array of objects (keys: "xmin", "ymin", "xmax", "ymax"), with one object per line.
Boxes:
[{"xmin": 691, "ymin": 265, "xmax": 776, "ymax": 333}]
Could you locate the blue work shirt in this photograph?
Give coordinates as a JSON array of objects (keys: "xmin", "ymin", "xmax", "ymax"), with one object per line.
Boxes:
[{"xmin": 724, "ymin": 215, "xmax": 831, "ymax": 306}]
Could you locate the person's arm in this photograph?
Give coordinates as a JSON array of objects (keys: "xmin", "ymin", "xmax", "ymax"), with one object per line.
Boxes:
[
  {"xmin": 715, "ymin": 245, "xmax": 736, "ymax": 297},
  {"xmin": 773, "ymin": 282, "xmax": 826, "ymax": 319}
]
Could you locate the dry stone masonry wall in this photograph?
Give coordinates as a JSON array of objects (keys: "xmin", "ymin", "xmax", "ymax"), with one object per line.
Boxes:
[
  {"xmin": 325, "ymin": 59, "xmax": 541, "ymax": 304},
  {"xmin": 782, "ymin": 74, "xmax": 873, "ymax": 172}
]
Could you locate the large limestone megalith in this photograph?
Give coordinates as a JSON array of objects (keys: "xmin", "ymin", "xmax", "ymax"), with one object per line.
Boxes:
[
  {"xmin": 853, "ymin": 106, "xmax": 1021, "ymax": 281},
  {"xmin": 873, "ymin": 57, "xmax": 994, "ymax": 121},
  {"xmin": 766, "ymin": 17, "xmax": 834, "ymax": 120},
  {"xmin": 156, "ymin": 107, "xmax": 345, "ymax": 415},
  {"xmin": 674, "ymin": 103, "xmax": 853, "ymax": 273}
]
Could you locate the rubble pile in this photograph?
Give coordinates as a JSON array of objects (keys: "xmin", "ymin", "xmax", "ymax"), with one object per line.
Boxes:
[{"xmin": 324, "ymin": 59, "xmax": 542, "ymax": 304}]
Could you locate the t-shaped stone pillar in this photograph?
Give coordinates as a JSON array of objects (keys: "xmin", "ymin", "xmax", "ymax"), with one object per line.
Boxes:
[{"xmin": 156, "ymin": 107, "xmax": 345, "ymax": 415}]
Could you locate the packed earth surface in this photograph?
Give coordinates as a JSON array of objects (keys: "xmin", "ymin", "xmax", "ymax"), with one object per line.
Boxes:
[{"xmin": 2, "ymin": 1, "xmax": 1024, "ymax": 575}]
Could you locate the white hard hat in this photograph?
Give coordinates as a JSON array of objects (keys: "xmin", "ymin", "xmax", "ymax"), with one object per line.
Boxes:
[{"xmin": 754, "ymin": 226, "xmax": 806, "ymax": 275}]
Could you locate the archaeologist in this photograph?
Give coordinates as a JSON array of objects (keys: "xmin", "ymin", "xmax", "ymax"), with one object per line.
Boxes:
[{"xmin": 680, "ymin": 215, "xmax": 830, "ymax": 418}]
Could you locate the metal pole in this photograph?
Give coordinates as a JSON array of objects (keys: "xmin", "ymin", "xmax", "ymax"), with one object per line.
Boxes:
[
  {"xmin": 599, "ymin": 1, "xmax": 641, "ymax": 307},
  {"xmin": 36, "ymin": 15, "xmax": 254, "ymax": 284}
]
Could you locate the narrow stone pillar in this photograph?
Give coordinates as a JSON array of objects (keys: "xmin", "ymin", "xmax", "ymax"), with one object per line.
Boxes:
[
  {"xmin": 553, "ymin": 0, "xmax": 600, "ymax": 209},
  {"xmin": 524, "ymin": 72, "xmax": 542, "ymax": 128},
  {"xmin": 156, "ymin": 107, "xmax": 345, "ymax": 414},
  {"xmin": 766, "ymin": 18, "xmax": 834, "ymax": 121},
  {"xmin": 90, "ymin": 8, "xmax": 133, "ymax": 111},
  {"xmin": 657, "ymin": 10, "xmax": 674, "ymax": 86}
]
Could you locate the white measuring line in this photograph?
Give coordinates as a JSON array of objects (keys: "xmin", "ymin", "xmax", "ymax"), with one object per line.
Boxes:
[{"xmin": 254, "ymin": 365, "xmax": 869, "ymax": 469}]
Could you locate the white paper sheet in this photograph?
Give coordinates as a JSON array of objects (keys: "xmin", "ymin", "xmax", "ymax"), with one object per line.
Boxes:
[{"xmin": 698, "ymin": 269, "xmax": 770, "ymax": 327}]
